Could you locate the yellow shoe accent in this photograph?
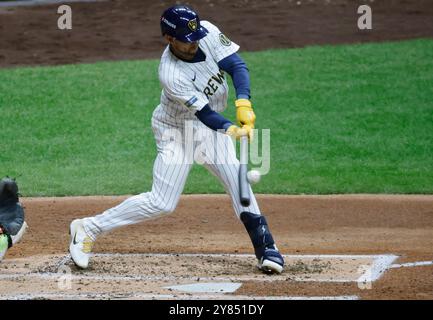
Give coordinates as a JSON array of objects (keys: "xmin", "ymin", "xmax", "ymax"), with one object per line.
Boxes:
[{"xmin": 82, "ymin": 237, "xmax": 94, "ymax": 254}]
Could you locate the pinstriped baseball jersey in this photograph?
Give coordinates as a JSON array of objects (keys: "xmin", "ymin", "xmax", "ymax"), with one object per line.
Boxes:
[
  {"xmin": 82, "ymin": 20, "xmax": 262, "ymax": 242},
  {"xmin": 71, "ymin": 5, "xmax": 284, "ymax": 275},
  {"xmin": 154, "ymin": 21, "xmax": 240, "ymax": 126}
]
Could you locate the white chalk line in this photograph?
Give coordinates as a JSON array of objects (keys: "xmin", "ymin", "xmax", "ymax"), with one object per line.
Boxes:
[
  {"xmin": 69, "ymin": 253, "xmax": 400, "ymax": 283},
  {"xmin": 389, "ymin": 261, "xmax": 433, "ymax": 269},
  {"xmin": 85, "ymin": 252, "xmax": 397, "ymax": 259},
  {"xmin": 0, "ymin": 271, "xmax": 372, "ymax": 283},
  {"xmin": 1, "ymin": 253, "xmax": 395, "ymax": 301},
  {"xmin": 357, "ymin": 254, "xmax": 398, "ymax": 284},
  {"xmin": 0, "ymin": 292, "xmax": 359, "ymax": 301},
  {"xmin": 0, "ymin": 253, "xmax": 399, "ymax": 284}
]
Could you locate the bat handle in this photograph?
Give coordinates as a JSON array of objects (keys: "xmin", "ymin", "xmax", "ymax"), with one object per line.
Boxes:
[
  {"xmin": 239, "ymin": 136, "xmax": 250, "ymax": 206},
  {"xmin": 240, "ymin": 136, "xmax": 248, "ymax": 165}
]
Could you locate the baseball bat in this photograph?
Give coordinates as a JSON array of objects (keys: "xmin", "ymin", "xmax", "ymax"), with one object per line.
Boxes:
[{"xmin": 239, "ymin": 135, "xmax": 250, "ymax": 207}]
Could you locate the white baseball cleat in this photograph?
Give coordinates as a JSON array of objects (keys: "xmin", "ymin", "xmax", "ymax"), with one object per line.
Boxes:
[
  {"xmin": 11, "ymin": 221, "xmax": 28, "ymax": 246},
  {"xmin": 69, "ymin": 219, "xmax": 94, "ymax": 269},
  {"xmin": 258, "ymin": 259, "xmax": 284, "ymax": 274},
  {"xmin": 257, "ymin": 248, "xmax": 284, "ymax": 274}
]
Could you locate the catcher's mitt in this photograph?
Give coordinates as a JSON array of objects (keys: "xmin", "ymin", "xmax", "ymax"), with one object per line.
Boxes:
[{"xmin": 0, "ymin": 177, "xmax": 25, "ymax": 236}]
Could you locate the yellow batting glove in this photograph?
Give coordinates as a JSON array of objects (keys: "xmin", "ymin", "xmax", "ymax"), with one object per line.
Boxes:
[
  {"xmin": 242, "ymin": 124, "xmax": 254, "ymax": 141},
  {"xmin": 226, "ymin": 125, "xmax": 253, "ymax": 142},
  {"xmin": 235, "ymin": 99, "xmax": 256, "ymax": 128},
  {"xmin": 226, "ymin": 125, "xmax": 248, "ymax": 140}
]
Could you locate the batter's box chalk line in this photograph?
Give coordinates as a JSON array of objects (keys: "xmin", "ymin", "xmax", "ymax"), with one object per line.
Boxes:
[
  {"xmin": 6, "ymin": 252, "xmax": 399, "ymax": 283},
  {"xmin": 0, "ymin": 291, "xmax": 360, "ymax": 300},
  {"xmin": 0, "ymin": 253, "xmax": 404, "ymax": 300},
  {"xmin": 389, "ymin": 260, "xmax": 433, "ymax": 269}
]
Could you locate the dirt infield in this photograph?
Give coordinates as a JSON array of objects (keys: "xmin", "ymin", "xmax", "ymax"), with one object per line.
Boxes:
[
  {"xmin": 1, "ymin": 0, "xmax": 433, "ymax": 68},
  {"xmin": 2, "ymin": 195, "xmax": 432, "ymax": 300}
]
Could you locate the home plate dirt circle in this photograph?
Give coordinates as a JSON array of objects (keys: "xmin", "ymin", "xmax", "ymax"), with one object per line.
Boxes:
[{"xmin": 0, "ymin": 253, "xmax": 397, "ymax": 300}]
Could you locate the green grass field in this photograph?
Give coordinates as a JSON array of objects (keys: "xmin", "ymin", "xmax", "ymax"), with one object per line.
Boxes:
[{"xmin": 1, "ymin": 39, "xmax": 432, "ymax": 196}]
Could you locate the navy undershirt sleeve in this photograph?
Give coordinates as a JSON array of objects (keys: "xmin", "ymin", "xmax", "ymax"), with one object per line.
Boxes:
[
  {"xmin": 218, "ymin": 53, "xmax": 250, "ymax": 99},
  {"xmin": 195, "ymin": 105, "xmax": 233, "ymax": 131},
  {"xmin": 195, "ymin": 53, "xmax": 252, "ymax": 131}
]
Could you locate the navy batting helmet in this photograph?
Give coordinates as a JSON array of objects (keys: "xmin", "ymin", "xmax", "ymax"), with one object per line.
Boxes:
[{"xmin": 160, "ymin": 5, "xmax": 208, "ymax": 43}]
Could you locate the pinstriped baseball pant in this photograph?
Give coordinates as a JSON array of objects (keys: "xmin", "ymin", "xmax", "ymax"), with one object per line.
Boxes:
[{"xmin": 83, "ymin": 119, "xmax": 261, "ymax": 240}]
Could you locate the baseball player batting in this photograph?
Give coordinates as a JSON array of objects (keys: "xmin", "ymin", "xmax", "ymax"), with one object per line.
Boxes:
[{"xmin": 69, "ymin": 5, "xmax": 284, "ymax": 274}]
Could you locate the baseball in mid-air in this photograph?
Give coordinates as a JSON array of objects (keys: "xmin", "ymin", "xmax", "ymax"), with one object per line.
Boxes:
[{"xmin": 247, "ymin": 170, "xmax": 261, "ymax": 184}]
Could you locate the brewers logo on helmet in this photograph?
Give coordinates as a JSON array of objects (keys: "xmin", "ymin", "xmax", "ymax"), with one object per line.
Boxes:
[{"xmin": 160, "ymin": 5, "xmax": 208, "ymax": 42}]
